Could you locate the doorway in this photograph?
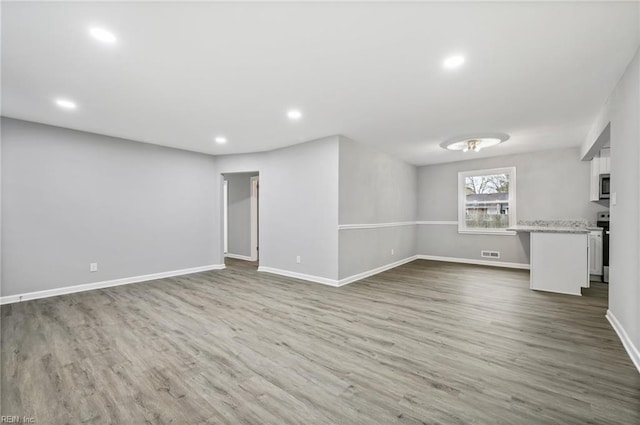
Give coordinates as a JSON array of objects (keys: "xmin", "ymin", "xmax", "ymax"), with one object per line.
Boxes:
[{"xmin": 222, "ymin": 172, "xmax": 259, "ymax": 266}]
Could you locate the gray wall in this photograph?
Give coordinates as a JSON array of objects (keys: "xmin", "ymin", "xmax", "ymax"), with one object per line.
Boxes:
[
  {"xmin": 605, "ymin": 47, "xmax": 639, "ymax": 357},
  {"xmin": 417, "ymin": 147, "xmax": 603, "ymax": 265},
  {"xmin": 0, "ymin": 119, "xmax": 3, "ymax": 291},
  {"xmin": 1, "ymin": 118, "xmax": 220, "ymax": 297},
  {"xmin": 224, "ymin": 172, "xmax": 258, "ymax": 258},
  {"xmin": 215, "ymin": 136, "xmax": 340, "ymax": 281},
  {"xmin": 338, "ymin": 136, "xmax": 417, "ymax": 279}
]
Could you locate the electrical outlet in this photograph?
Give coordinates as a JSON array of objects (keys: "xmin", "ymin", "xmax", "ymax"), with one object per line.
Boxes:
[
  {"xmin": 391, "ymin": 248, "xmax": 395, "ymax": 255},
  {"xmin": 296, "ymin": 256, "xmax": 301, "ymax": 264},
  {"xmin": 90, "ymin": 263, "xmax": 98, "ymax": 272}
]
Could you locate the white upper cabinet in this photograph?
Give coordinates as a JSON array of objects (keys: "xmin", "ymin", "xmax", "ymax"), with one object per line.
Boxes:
[
  {"xmin": 600, "ymin": 147, "xmax": 611, "ymax": 174},
  {"xmin": 590, "ymin": 157, "xmax": 599, "ymax": 201}
]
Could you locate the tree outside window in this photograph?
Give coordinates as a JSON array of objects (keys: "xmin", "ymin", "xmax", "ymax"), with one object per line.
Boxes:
[{"xmin": 458, "ymin": 167, "xmax": 516, "ymax": 233}]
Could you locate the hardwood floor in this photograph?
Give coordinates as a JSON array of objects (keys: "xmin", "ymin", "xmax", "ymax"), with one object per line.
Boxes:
[{"xmin": 2, "ymin": 259, "xmax": 639, "ymax": 424}]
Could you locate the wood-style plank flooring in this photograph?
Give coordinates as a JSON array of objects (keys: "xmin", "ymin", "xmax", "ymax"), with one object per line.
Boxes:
[{"xmin": 2, "ymin": 259, "xmax": 639, "ymax": 424}]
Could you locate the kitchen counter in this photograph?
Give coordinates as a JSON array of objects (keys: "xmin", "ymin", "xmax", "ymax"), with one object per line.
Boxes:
[
  {"xmin": 508, "ymin": 225, "xmax": 590, "ymax": 234},
  {"xmin": 507, "ymin": 219, "xmax": 594, "ymax": 234},
  {"xmin": 511, "ymin": 220, "xmax": 591, "ymax": 296}
]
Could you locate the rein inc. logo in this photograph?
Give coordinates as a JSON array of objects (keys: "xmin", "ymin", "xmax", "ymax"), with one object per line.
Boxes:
[{"xmin": 1, "ymin": 417, "xmax": 35, "ymax": 424}]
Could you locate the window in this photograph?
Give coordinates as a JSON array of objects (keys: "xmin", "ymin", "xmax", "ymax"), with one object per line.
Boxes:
[{"xmin": 458, "ymin": 167, "xmax": 516, "ymax": 234}]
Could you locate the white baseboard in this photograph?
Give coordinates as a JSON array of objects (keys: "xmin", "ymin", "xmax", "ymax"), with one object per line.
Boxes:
[
  {"xmin": 338, "ymin": 255, "xmax": 419, "ymax": 286},
  {"xmin": 257, "ymin": 266, "xmax": 340, "ymax": 287},
  {"xmin": 259, "ymin": 256, "xmax": 420, "ymax": 288},
  {"xmin": 0, "ymin": 264, "xmax": 226, "ymax": 305},
  {"xmin": 416, "ymin": 254, "xmax": 530, "ymax": 270},
  {"xmin": 225, "ymin": 253, "xmax": 255, "ymax": 261},
  {"xmin": 606, "ymin": 310, "xmax": 640, "ymax": 373},
  {"xmin": 258, "ymin": 254, "xmax": 526, "ymax": 288},
  {"xmin": 531, "ymin": 288, "xmax": 583, "ymax": 297}
]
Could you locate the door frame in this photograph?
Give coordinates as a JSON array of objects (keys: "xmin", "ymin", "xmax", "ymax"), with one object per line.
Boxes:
[
  {"xmin": 223, "ymin": 179, "xmax": 228, "ymax": 255},
  {"xmin": 250, "ymin": 176, "xmax": 259, "ymax": 261}
]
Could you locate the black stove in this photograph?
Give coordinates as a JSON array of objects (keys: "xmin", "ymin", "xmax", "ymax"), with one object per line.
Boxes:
[{"xmin": 597, "ymin": 211, "xmax": 610, "ymax": 283}]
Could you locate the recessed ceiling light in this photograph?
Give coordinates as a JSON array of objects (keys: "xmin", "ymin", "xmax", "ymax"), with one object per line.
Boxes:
[
  {"xmin": 287, "ymin": 109, "xmax": 302, "ymax": 120},
  {"xmin": 440, "ymin": 133, "xmax": 509, "ymax": 152},
  {"xmin": 54, "ymin": 98, "xmax": 77, "ymax": 110},
  {"xmin": 89, "ymin": 27, "xmax": 117, "ymax": 44},
  {"xmin": 443, "ymin": 55, "xmax": 465, "ymax": 69},
  {"xmin": 215, "ymin": 136, "xmax": 227, "ymax": 144}
]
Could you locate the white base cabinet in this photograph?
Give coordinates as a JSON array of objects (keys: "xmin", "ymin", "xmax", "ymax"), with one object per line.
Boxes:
[
  {"xmin": 530, "ymin": 232, "xmax": 589, "ymax": 296},
  {"xmin": 588, "ymin": 230, "xmax": 603, "ymax": 277}
]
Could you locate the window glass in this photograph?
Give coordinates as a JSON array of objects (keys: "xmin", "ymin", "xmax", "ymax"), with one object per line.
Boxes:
[{"xmin": 459, "ymin": 168, "xmax": 515, "ymax": 233}]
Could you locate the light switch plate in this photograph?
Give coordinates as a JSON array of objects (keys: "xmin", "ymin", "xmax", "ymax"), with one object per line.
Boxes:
[{"xmin": 611, "ymin": 192, "xmax": 617, "ymax": 206}]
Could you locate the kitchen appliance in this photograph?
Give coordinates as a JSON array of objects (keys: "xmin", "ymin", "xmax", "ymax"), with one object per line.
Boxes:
[
  {"xmin": 599, "ymin": 173, "xmax": 611, "ymax": 200},
  {"xmin": 597, "ymin": 211, "xmax": 610, "ymax": 283}
]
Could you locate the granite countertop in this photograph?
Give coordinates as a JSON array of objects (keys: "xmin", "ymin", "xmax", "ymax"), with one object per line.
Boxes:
[{"xmin": 507, "ymin": 220, "xmax": 595, "ymax": 234}]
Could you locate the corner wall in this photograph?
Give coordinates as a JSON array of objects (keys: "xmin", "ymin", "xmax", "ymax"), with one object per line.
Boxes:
[
  {"xmin": 338, "ymin": 136, "xmax": 417, "ymax": 281},
  {"xmin": 215, "ymin": 136, "xmax": 340, "ymax": 283},
  {"xmin": 595, "ymin": 46, "xmax": 639, "ymax": 371},
  {"xmin": 1, "ymin": 118, "xmax": 221, "ymax": 299}
]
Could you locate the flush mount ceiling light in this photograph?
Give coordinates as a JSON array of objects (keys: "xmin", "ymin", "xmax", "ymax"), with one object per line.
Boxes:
[
  {"xmin": 443, "ymin": 54, "xmax": 465, "ymax": 69},
  {"xmin": 89, "ymin": 27, "xmax": 117, "ymax": 44},
  {"xmin": 440, "ymin": 133, "xmax": 510, "ymax": 153},
  {"xmin": 54, "ymin": 98, "xmax": 77, "ymax": 110},
  {"xmin": 214, "ymin": 136, "xmax": 227, "ymax": 144},
  {"xmin": 287, "ymin": 109, "xmax": 302, "ymax": 120}
]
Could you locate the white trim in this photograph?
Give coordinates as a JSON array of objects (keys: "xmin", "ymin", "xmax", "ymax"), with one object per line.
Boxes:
[
  {"xmin": 225, "ymin": 253, "xmax": 255, "ymax": 261},
  {"xmin": 250, "ymin": 175, "xmax": 259, "ymax": 261},
  {"xmin": 531, "ymin": 288, "xmax": 583, "ymax": 296},
  {"xmin": 416, "ymin": 254, "xmax": 530, "ymax": 270},
  {"xmin": 0, "ymin": 264, "xmax": 226, "ymax": 305},
  {"xmin": 259, "ymin": 256, "xmax": 420, "ymax": 287},
  {"xmin": 258, "ymin": 267, "xmax": 340, "ymax": 287},
  {"xmin": 338, "ymin": 256, "xmax": 419, "ymax": 286},
  {"xmin": 606, "ymin": 310, "xmax": 640, "ymax": 373},
  {"xmin": 457, "ymin": 230, "xmax": 517, "ymax": 236},
  {"xmin": 223, "ymin": 179, "xmax": 228, "ymax": 254},
  {"xmin": 338, "ymin": 221, "xmax": 416, "ymax": 230},
  {"xmin": 339, "ymin": 221, "xmax": 462, "ymax": 229}
]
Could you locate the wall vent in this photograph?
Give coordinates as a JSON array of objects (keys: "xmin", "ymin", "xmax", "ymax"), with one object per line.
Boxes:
[{"xmin": 481, "ymin": 250, "xmax": 500, "ymax": 259}]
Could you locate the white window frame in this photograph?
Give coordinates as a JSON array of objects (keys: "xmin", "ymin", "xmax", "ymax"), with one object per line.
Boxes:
[{"xmin": 458, "ymin": 166, "xmax": 516, "ymax": 235}]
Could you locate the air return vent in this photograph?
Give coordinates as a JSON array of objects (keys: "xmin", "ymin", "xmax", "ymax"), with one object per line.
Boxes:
[{"xmin": 481, "ymin": 250, "xmax": 500, "ymax": 259}]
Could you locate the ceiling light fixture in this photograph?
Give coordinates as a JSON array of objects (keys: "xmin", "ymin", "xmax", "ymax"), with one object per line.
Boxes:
[
  {"xmin": 440, "ymin": 133, "xmax": 509, "ymax": 153},
  {"xmin": 287, "ymin": 109, "xmax": 302, "ymax": 120},
  {"xmin": 462, "ymin": 139, "xmax": 486, "ymax": 152},
  {"xmin": 215, "ymin": 136, "xmax": 227, "ymax": 144},
  {"xmin": 89, "ymin": 27, "xmax": 117, "ymax": 44},
  {"xmin": 443, "ymin": 54, "xmax": 465, "ymax": 69},
  {"xmin": 54, "ymin": 98, "xmax": 78, "ymax": 110}
]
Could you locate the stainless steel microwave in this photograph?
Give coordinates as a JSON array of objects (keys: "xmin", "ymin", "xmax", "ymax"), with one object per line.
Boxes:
[{"xmin": 599, "ymin": 174, "xmax": 610, "ymax": 200}]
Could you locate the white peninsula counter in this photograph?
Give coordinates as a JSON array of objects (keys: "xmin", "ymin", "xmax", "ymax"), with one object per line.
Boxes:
[{"xmin": 508, "ymin": 221, "xmax": 591, "ymax": 296}]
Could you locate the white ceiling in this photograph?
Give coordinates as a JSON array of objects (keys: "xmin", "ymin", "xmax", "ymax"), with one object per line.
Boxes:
[{"xmin": 2, "ymin": 2, "xmax": 638, "ymax": 165}]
